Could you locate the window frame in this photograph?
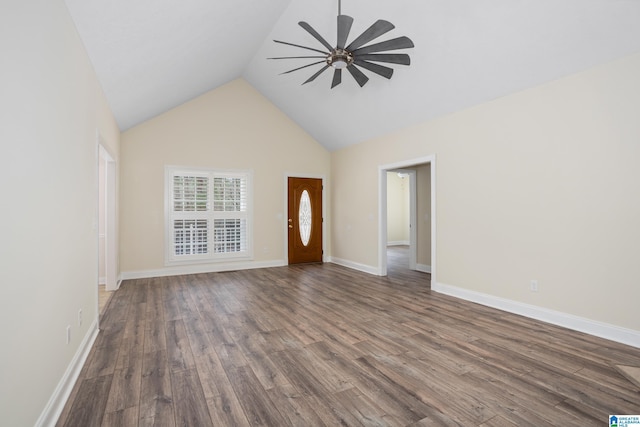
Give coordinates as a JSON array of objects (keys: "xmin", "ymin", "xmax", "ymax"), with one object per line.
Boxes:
[{"xmin": 164, "ymin": 165, "xmax": 253, "ymax": 266}]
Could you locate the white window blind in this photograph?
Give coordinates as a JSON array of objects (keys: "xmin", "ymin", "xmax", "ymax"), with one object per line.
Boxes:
[{"xmin": 166, "ymin": 167, "xmax": 251, "ymax": 264}]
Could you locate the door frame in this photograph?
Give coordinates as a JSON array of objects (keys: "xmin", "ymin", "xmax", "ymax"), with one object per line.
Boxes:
[
  {"xmin": 98, "ymin": 139, "xmax": 118, "ymax": 292},
  {"xmin": 378, "ymin": 155, "xmax": 436, "ymax": 284},
  {"xmin": 284, "ymin": 173, "xmax": 327, "ymax": 264}
]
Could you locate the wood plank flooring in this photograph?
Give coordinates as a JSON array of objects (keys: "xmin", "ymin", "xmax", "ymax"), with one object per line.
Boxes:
[{"xmin": 58, "ymin": 250, "xmax": 640, "ymax": 426}]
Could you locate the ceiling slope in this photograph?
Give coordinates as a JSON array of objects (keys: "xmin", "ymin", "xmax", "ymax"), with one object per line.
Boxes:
[
  {"xmin": 64, "ymin": 0, "xmax": 293, "ymax": 131},
  {"xmin": 66, "ymin": 0, "xmax": 640, "ymax": 151}
]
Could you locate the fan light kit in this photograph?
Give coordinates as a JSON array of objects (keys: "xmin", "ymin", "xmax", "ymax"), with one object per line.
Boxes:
[{"xmin": 269, "ymin": 0, "xmax": 415, "ymax": 88}]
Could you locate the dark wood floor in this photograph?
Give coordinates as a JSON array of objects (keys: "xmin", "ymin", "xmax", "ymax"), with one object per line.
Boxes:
[{"xmin": 57, "ymin": 249, "xmax": 640, "ymax": 426}]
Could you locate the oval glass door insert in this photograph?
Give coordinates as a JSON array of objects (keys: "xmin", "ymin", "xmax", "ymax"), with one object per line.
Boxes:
[{"xmin": 298, "ymin": 190, "xmax": 312, "ymax": 246}]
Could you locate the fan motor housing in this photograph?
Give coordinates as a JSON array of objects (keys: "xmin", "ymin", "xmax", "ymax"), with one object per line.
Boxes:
[{"xmin": 327, "ymin": 49, "xmax": 353, "ymax": 69}]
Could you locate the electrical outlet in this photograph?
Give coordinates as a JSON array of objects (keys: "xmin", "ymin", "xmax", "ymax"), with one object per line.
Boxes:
[
  {"xmin": 530, "ymin": 280, "xmax": 539, "ymax": 292},
  {"xmin": 66, "ymin": 325, "xmax": 71, "ymax": 344},
  {"xmin": 78, "ymin": 309, "xmax": 83, "ymax": 327}
]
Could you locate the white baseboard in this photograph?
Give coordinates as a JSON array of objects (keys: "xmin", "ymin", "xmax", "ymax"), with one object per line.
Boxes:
[
  {"xmin": 104, "ymin": 277, "xmax": 122, "ymax": 292},
  {"xmin": 121, "ymin": 259, "xmax": 286, "ymax": 280},
  {"xmin": 433, "ymin": 282, "xmax": 640, "ymax": 349},
  {"xmin": 35, "ymin": 319, "xmax": 99, "ymax": 427},
  {"xmin": 98, "ymin": 276, "xmax": 106, "ymax": 286},
  {"xmin": 387, "ymin": 241, "xmax": 410, "ymax": 246},
  {"xmin": 416, "ymin": 264, "xmax": 431, "ymax": 273},
  {"xmin": 329, "ymin": 257, "xmax": 380, "ymax": 276}
]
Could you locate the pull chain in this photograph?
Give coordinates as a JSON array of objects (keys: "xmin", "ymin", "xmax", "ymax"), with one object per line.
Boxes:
[{"xmin": 338, "ymin": 0, "xmax": 341, "ymax": 16}]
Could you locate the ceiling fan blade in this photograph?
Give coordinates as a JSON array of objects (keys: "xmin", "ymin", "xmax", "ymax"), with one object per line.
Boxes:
[
  {"xmin": 303, "ymin": 65, "xmax": 331, "ymax": 84},
  {"xmin": 353, "ymin": 36, "xmax": 415, "ymax": 55},
  {"xmin": 337, "ymin": 15, "xmax": 354, "ymax": 49},
  {"xmin": 274, "ymin": 40, "xmax": 329, "ymax": 55},
  {"xmin": 353, "ymin": 60, "xmax": 394, "ymax": 79},
  {"xmin": 345, "ymin": 20, "xmax": 395, "ymax": 51},
  {"xmin": 331, "ymin": 69, "xmax": 342, "ymax": 88},
  {"xmin": 356, "ymin": 53, "xmax": 411, "ymax": 66},
  {"xmin": 281, "ymin": 60, "xmax": 327, "ymax": 75},
  {"xmin": 347, "ymin": 64, "xmax": 369, "ymax": 87},
  {"xmin": 299, "ymin": 21, "xmax": 334, "ymax": 51},
  {"xmin": 268, "ymin": 56, "xmax": 327, "ymax": 60}
]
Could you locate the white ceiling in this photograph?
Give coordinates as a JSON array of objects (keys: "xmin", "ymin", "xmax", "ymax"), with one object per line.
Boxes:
[{"xmin": 65, "ymin": 0, "xmax": 640, "ymax": 151}]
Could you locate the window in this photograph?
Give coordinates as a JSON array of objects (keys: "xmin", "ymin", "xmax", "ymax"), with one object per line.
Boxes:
[{"xmin": 166, "ymin": 167, "xmax": 251, "ymax": 264}]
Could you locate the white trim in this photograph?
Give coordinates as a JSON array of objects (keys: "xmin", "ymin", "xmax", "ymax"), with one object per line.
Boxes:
[
  {"xmin": 329, "ymin": 257, "xmax": 379, "ymax": 276},
  {"xmin": 98, "ymin": 139, "xmax": 118, "ymax": 292},
  {"xmin": 408, "ymin": 171, "xmax": 417, "ymax": 270},
  {"xmin": 35, "ymin": 320, "xmax": 99, "ymax": 427},
  {"xmin": 98, "ymin": 276, "xmax": 120, "ymax": 289},
  {"xmin": 378, "ymin": 169, "xmax": 388, "ymax": 276},
  {"xmin": 416, "ymin": 264, "xmax": 432, "ymax": 273},
  {"xmin": 387, "ymin": 241, "xmax": 410, "ymax": 246},
  {"xmin": 283, "ymin": 173, "xmax": 327, "ymax": 264},
  {"xmin": 121, "ymin": 259, "xmax": 286, "ymax": 280},
  {"xmin": 98, "ymin": 234, "xmax": 106, "ymax": 286},
  {"xmin": 431, "ymin": 159, "xmax": 437, "ymax": 287},
  {"xmin": 433, "ymin": 282, "xmax": 640, "ymax": 349}
]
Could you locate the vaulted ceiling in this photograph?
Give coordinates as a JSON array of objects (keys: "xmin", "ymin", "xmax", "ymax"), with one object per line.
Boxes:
[{"xmin": 65, "ymin": 0, "xmax": 640, "ymax": 151}]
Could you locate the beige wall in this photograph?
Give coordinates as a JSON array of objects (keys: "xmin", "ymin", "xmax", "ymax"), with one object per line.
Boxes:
[
  {"xmin": 0, "ymin": 0, "xmax": 120, "ymax": 425},
  {"xmin": 387, "ymin": 172, "xmax": 410, "ymax": 244},
  {"xmin": 332, "ymin": 52, "xmax": 640, "ymax": 332},
  {"xmin": 120, "ymin": 79, "xmax": 330, "ymax": 275}
]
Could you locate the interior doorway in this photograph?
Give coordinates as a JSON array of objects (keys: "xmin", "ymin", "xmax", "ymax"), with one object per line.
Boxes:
[
  {"xmin": 287, "ymin": 177, "xmax": 323, "ymax": 264},
  {"xmin": 386, "ymin": 169, "xmax": 417, "ymax": 271},
  {"xmin": 378, "ymin": 155, "xmax": 436, "ymax": 285}
]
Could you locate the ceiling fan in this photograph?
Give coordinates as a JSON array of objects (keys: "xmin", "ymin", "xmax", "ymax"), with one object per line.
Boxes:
[{"xmin": 269, "ymin": 0, "xmax": 415, "ymax": 88}]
